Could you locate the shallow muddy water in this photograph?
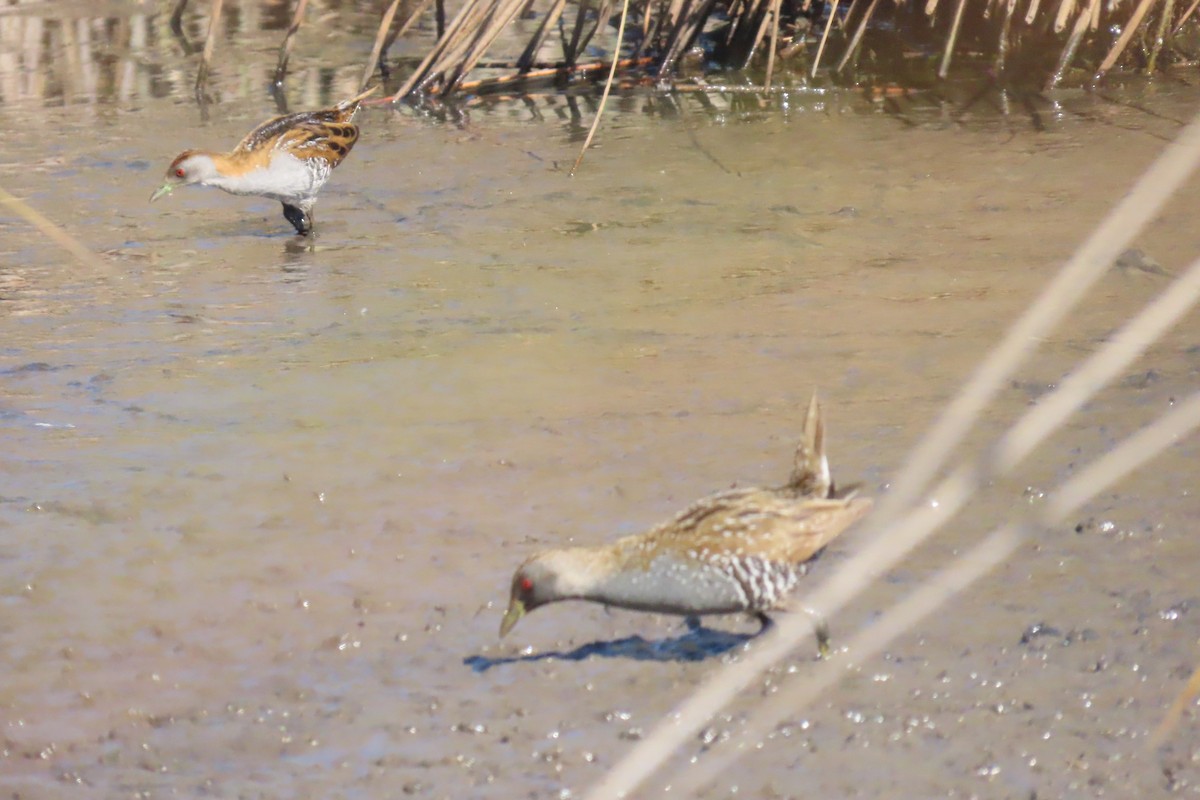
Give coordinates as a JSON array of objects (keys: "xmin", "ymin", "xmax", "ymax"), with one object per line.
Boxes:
[{"xmin": 3, "ymin": 7, "xmax": 1200, "ymax": 799}]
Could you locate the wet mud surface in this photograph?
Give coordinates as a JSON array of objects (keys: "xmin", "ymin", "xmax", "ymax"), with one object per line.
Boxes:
[{"xmin": 3, "ymin": 16, "xmax": 1200, "ymax": 798}]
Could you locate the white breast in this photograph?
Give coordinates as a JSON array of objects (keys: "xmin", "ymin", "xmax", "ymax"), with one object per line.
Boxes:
[{"xmin": 207, "ymin": 152, "xmax": 331, "ymax": 207}]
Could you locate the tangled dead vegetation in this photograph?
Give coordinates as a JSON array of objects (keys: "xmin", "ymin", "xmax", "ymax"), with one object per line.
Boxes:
[{"xmin": 173, "ymin": 0, "xmax": 1200, "ymax": 104}]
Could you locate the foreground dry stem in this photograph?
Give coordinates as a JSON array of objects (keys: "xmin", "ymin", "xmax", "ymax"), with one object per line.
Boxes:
[{"xmin": 582, "ymin": 109, "xmax": 1200, "ymax": 800}]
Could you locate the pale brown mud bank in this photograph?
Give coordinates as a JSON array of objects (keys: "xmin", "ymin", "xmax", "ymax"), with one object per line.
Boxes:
[{"xmin": 1, "ymin": 72, "xmax": 1198, "ymax": 799}]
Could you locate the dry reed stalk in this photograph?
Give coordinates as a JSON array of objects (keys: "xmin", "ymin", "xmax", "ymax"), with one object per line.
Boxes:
[
  {"xmin": 392, "ymin": 0, "xmax": 439, "ymax": 42},
  {"xmin": 659, "ymin": 0, "xmax": 724, "ymax": 74},
  {"xmin": 433, "ymin": 2, "xmax": 500, "ymax": 71},
  {"xmin": 194, "ymin": 0, "xmax": 223, "ymax": 114},
  {"xmin": 564, "ymin": 0, "xmax": 614, "ymax": 65},
  {"xmin": 833, "ymin": 248, "xmax": 1200, "ymax": 561},
  {"xmin": 363, "ymin": 0, "xmax": 416, "ymax": 90},
  {"xmin": 665, "ymin": 529, "xmax": 1023, "ymax": 797},
  {"xmin": 1172, "ymin": 0, "xmax": 1200, "ymax": 33},
  {"xmin": 1147, "ymin": 0, "xmax": 1177, "ymax": 71},
  {"xmin": 273, "ymin": 0, "xmax": 310, "ymax": 86},
  {"xmin": 1152, "ymin": 662, "xmax": 1200, "ymax": 747},
  {"xmin": 1025, "ymin": 0, "xmax": 1043, "ymax": 25},
  {"xmin": 810, "ymin": 0, "xmax": 840, "ymax": 77},
  {"xmin": 836, "ymin": 0, "xmax": 881, "ymax": 71},
  {"xmin": 1048, "ymin": 390, "xmax": 1200, "ymax": 522},
  {"xmin": 1094, "ymin": 0, "xmax": 1157, "ymax": 79},
  {"xmin": 392, "ymin": 0, "xmax": 522, "ymax": 98},
  {"xmin": 663, "ymin": 79, "xmax": 812, "ymax": 91},
  {"xmin": 996, "ymin": 256, "xmax": 1200, "ymax": 471},
  {"xmin": 797, "ymin": 247, "xmax": 1200, "ymax": 718},
  {"xmin": 590, "ymin": 332, "xmax": 1200, "ymax": 800},
  {"xmin": 1054, "ymin": 0, "xmax": 1076, "ymax": 31},
  {"xmin": 439, "ymin": 0, "xmax": 531, "ymax": 93},
  {"xmin": 670, "ymin": 389, "xmax": 1200, "ymax": 797},
  {"xmin": 871, "ymin": 110, "xmax": 1200, "ymax": 526},
  {"xmin": 642, "ymin": 0, "xmax": 655, "ymax": 35},
  {"xmin": 389, "ymin": 0, "xmax": 485, "ymax": 98},
  {"xmin": 565, "ymin": 0, "xmax": 594, "ymax": 62},
  {"xmin": 763, "ymin": 0, "xmax": 784, "ymax": 90},
  {"xmin": 453, "ymin": 56, "xmax": 653, "ymax": 93},
  {"xmin": 1046, "ymin": 0, "xmax": 1097, "ymax": 89},
  {"xmin": 725, "ymin": 0, "xmax": 749, "ymax": 33},
  {"xmin": 517, "ymin": 0, "xmax": 571, "ymax": 69},
  {"xmin": 655, "ymin": 0, "xmax": 692, "ymax": 62},
  {"xmin": 169, "ymin": 0, "xmax": 195, "ymax": 54},
  {"xmin": 938, "ymin": 0, "xmax": 970, "ymax": 77},
  {"xmin": 996, "ymin": 0, "xmax": 1017, "ymax": 74},
  {"xmin": 750, "ymin": 0, "xmax": 779, "ymax": 63},
  {"xmin": 570, "ymin": 0, "xmax": 632, "ymax": 175},
  {"xmin": 635, "ymin": 0, "xmax": 672, "ymax": 59},
  {"xmin": 434, "ymin": 0, "xmax": 448, "ymax": 38},
  {"xmin": 579, "ymin": 109, "xmax": 1200, "ymax": 800},
  {"xmin": 574, "ymin": 0, "xmax": 616, "ymax": 63},
  {"xmin": 717, "ymin": 0, "xmax": 763, "ymax": 61},
  {"xmin": 0, "ymin": 185, "xmax": 112, "ymax": 276},
  {"xmin": 737, "ymin": 0, "xmax": 775, "ymax": 65},
  {"xmin": 665, "ymin": 0, "xmax": 691, "ymax": 34},
  {"xmin": 838, "ymin": 0, "xmax": 862, "ymax": 31}
]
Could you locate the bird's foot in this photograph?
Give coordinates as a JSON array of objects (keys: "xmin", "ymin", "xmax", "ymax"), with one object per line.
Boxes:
[
  {"xmin": 282, "ymin": 203, "xmax": 312, "ymax": 236},
  {"xmin": 762, "ymin": 607, "xmax": 830, "ymax": 657},
  {"xmin": 803, "ymin": 607, "xmax": 831, "ymax": 659}
]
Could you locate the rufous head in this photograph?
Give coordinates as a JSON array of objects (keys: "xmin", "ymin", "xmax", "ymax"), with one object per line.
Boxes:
[{"xmin": 150, "ymin": 151, "xmax": 218, "ymax": 202}]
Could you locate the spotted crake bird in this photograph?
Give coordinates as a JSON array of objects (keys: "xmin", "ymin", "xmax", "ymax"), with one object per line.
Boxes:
[
  {"xmin": 150, "ymin": 87, "xmax": 377, "ymax": 235},
  {"xmin": 500, "ymin": 394, "xmax": 872, "ymax": 645}
]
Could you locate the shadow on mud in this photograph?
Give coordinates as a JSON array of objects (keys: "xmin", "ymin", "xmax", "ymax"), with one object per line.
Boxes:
[{"xmin": 465, "ymin": 619, "xmax": 764, "ymax": 671}]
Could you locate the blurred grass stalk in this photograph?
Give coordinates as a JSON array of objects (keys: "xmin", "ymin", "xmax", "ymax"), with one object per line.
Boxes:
[
  {"xmin": 1154, "ymin": 662, "xmax": 1200, "ymax": 747},
  {"xmin": 0, "ymin": 184, "xmax": 112, "ymax": 276},
  {"xmin": 582, "ymin": 109, "xmax": 1200, "ymax": 800},
  {"xmin": 669, "ymin": 389, "xmax": 1200, "ymax": 797}
]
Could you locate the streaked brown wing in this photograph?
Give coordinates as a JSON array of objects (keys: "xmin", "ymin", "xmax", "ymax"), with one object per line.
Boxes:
[
  {"xmin": 231, "ymin": 89, "xmax": 374, "ymax": 154},
  {"xmin": 774, "ymin": 497, "xmax": 873, "ymax": 562},
  {"xmin": 685, "ymin": 494, "xmax": 873, "ymax": 564},
  {"xmin": 233, "ymin": 111, "xmax": 309, "ymax": 154},
  {"xmin": 273, "ymin": 122, "xmax": 361, "ymax": 169}
]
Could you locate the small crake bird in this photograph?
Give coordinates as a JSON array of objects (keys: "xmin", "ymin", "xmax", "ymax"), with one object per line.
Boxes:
[
  {"xmin": 150, "ymin": 87, "xmax": 377, "ymax": 235},
  {"xmin": 500, "ymin": 394, "xmax": 873, "ymax": 648}
]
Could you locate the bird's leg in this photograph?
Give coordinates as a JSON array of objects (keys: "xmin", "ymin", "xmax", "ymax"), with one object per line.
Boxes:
[
  {"xmin": 803, "ymin": 608, "xmax": 831, "ymax": 659},
  {"xmin": 763, "ymin": 607, "xmax": 831, "ymax": 657},
  {"xmin": 281, "ymin": 202, "xmax": 311, "ymax": 235}
]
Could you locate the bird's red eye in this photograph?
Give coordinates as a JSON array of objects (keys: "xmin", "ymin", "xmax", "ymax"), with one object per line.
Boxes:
[
  {"xmin": 520, "ymin": 577, "xmax": 533, "ymax": 593},
  {"xmin": 175, "ymin": 167, "xmax": 185, "ymax": 178}
]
